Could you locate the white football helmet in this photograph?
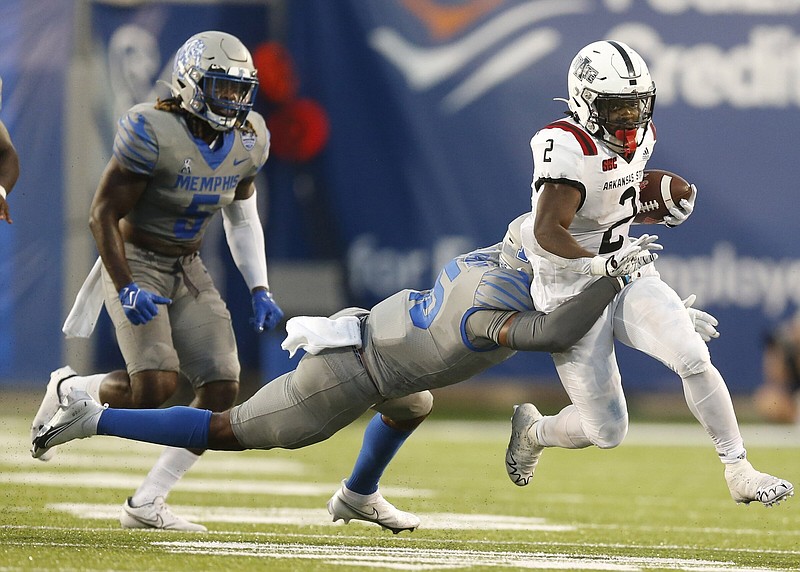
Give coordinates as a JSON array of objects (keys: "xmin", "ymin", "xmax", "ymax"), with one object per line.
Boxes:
[
  {"xmin": 499, "ymin": 214, "xmax": 532, "ymax": 277},
  {"xmin": 171, "ymin": 31, "xmax": 259, "ymax": 131},
  {"xmin": 566, "ymin": 40, "xmax": 655, "ymax": 157}
]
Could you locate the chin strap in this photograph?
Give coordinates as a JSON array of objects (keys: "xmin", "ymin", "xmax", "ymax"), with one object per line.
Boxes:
[{"xmin": 615, "ymin": 129, "xmax": 638, "ymax": 158}]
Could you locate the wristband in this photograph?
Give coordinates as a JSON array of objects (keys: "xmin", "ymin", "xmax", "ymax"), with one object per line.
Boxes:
[{"xmin": 0, "ymin": 185, "xmax": 6, "ymax": 200}]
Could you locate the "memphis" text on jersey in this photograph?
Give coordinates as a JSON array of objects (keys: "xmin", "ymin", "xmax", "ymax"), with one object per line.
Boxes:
[{"xmin": 174, "ymin": 174, "xmax": 240, "ymax": 193}]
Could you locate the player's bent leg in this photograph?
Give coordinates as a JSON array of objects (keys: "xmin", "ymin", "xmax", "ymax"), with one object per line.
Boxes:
[
  {"xmin": 30, "ymin": 365, "xmax": 78, "ymax": 461},
  {"xmin": 550, "ymin": 311, "xmax": 628, "ymax": 449},
  {"xmin": 331, "ymin": 396, "xmax": 430, "ymax": 532},
  {"xmin": 327, "ymin": 480, "xmax": 420, "ymax": 534},
  {"xmin": 725, "ymin": 458, "xmax": 794, "ymax": 507},
  {"xmin": 344, "ymin": 392, "xmax": 433, "ymax": 492},
  {"xmin": 505, "ymin": 403, "xmax": 544, "ymax": 486}
]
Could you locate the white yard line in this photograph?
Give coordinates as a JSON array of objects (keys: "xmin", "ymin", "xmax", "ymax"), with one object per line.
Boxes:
[
  {"xmin": 4, "ymin": 525, "xmax": 797, "ymax": 571},
  {"xmin": 154, "ymin": 540, "xmax": 783, "ymax": 571}
]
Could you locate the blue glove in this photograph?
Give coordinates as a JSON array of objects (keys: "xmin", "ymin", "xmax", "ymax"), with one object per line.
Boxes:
[
  {"xmin": 119, "ymin": 282, "xmax": 172, "ymax": 325},
  {"xmin": 251, "ymin": 289, "xmax": 284, "ymax": 332}
]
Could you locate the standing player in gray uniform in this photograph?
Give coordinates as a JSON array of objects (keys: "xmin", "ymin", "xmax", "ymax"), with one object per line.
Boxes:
[
  {"xmin": 34, "ymin": 216, "xmax": 715, "ymax": 532},
  {"xmin": 0, "ymin": 77, "xmax": 20, "ymax": 224},
  {"xmin": 30, "ymin": 31, "xmax": 283, "ymax": 531}
]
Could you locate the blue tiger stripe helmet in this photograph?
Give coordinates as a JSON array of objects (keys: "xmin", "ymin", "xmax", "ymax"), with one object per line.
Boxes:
[{"xmin": 171, "ymin": 31, "xmax": 259, "ymax": 131}]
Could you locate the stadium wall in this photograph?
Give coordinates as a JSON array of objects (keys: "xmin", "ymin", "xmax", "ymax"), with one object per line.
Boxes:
[{"xmin": 0, "ymin": 0, "xmax": 798, "ymax": 402}]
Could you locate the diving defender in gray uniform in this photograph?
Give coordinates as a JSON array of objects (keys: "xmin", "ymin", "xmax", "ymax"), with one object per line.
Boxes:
[
  {"xmin": 33, "ymin": 216, "xmax": 716, "ymax": 532},
  {"xmin": 30, "ymin": 31, "xmax": 283, "ymax": 531}
]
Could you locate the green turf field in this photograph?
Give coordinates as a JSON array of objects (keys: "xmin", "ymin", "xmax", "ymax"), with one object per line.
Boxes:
[{"xmin": 2, "ymin": 404, "xmax": 799, "ymax": 571}]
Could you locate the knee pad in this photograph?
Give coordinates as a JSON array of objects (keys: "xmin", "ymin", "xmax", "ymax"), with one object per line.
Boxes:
[
  {"xmin": 584, "ymin": 402, "xmax": 628, "ymax": 449},
  {"xmin": 591, "ymin": 420, "xmax": 628, "ymax": 449},
  {"xmin": 672, "ymin": 337, "xmax": 712, "ymax": 377},
  {"xmin": 377, "ymin": 391, "xmax": 434, "ymax": 420}
]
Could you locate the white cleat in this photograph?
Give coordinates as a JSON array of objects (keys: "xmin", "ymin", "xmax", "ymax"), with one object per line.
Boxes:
[
  {"xmin": 505, "ymin": 403, "xmax": 544, "ymax": 486},
  {"xmin": 725, "ymin": 458, "xmax": 794, "ymax": 507},
  {"xmin": 120, "ymin": 496, "xmax": 207, "ymax": 532},
  {"xmin": 30, "ymin": 366, "xmax": 78, "ymax": 461},
  {"xmin": 327, "ymin": 480, "xmax": 420, "ymax": 534},
  {"xmin": 31, "ymin": 389, "xmax": 105, "ymax": 459}
]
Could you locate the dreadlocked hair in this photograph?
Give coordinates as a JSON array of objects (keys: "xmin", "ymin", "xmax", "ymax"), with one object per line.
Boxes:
[{"xmin": 155, "ymin": 97, "xmax": 183, "ymax": 114}]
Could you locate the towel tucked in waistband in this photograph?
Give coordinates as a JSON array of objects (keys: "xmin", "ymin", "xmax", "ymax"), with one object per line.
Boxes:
[{"xmin": 280, "ymin": 315, "xmax": 362, "ymax": 358}]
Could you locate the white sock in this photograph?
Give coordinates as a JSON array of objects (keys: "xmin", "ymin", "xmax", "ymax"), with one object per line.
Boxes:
[
  {"xmin": 536, "ymin": 404, "xmax": 592, "ymax": 449},
  {"xmin": 61, "ymin": 373, "xmax": 105, "ymax": 402},
  {"xmin": 682, "ymin": 366, "xmax": 746, "ymax": 463},
  {"xmin": 130, "ymin": 447, "xmax": 200, "ymax": 506}
]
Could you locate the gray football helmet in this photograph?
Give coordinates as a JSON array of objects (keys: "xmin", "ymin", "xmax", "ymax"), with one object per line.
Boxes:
[{"xmin": 171, "ymin": 31, "xmax": 259, "ymax": 131}]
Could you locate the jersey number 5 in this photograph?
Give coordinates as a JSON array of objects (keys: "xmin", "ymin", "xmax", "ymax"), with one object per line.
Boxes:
[{"xmin": 174, "ymin": 194, "xmax": 220, "ymax": 239}]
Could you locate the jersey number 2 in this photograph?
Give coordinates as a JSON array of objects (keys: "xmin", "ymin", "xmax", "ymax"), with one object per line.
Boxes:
[{"xmin": 598, "ymin": 186, "xmax": 638, "ymax": 254}]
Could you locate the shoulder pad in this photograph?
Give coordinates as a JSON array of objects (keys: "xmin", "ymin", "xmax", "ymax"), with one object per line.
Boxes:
[
  {"xmin": 474, "ymin": 267, "xmax": 533, "ymax": 312},
  {"xmin": 542, "ymin": 120, "xmax": 597, "ymax": 156}
]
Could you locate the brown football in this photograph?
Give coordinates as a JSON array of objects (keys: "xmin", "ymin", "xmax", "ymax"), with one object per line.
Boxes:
[{"xmin": 635, "ymin": 169, "xmax": 693, "ymax": 224}]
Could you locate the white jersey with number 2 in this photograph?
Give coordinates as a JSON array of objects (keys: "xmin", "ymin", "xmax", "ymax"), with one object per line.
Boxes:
[{"xmin": 521, "ymin": 115, "xmax": 657, "ymax": 312}]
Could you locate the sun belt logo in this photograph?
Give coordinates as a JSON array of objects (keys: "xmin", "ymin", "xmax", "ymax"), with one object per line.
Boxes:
[{"xmin": 368, "ymin": 0, "xmax": 592, "ymax": 113}]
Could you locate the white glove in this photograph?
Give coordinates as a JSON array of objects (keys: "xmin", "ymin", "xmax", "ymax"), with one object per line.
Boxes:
[
  {"xmin": 589, "ymin": 234, "xmax": 663, "ymax": 277},
  {"xmin": 682, "ymin": 294, "xmax": 719, "ymax": 342},
  {"xmin": 663, "ymin": 184, "xmax": 697, "ymax": 227}
]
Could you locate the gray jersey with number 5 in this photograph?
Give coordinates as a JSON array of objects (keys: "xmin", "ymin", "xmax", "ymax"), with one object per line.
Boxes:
[
  {"xmin": 112, "ymin": 102, "xmax": 269, "ymax": 245},
  {"xmin": 360, "ymin": 244, "xmax": 534, "ymax": 398}
]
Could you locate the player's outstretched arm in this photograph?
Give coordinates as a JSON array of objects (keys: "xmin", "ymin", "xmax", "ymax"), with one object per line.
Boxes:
[{"xmin": 499, "ymin": 276, "xmax": 624, "ymax": 353}]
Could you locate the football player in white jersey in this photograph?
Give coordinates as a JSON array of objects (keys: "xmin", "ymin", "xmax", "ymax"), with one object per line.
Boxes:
[
  {"xmin": 0, "ymin": 78, "xmax": 20, "ymax": 224},
  {"xmin": 507, "ymin": 40, "xmax": 793, "ymax": 507},
  {"xmin": 30, "ymin": 31, "xmax": 284, "ymax": 531}
]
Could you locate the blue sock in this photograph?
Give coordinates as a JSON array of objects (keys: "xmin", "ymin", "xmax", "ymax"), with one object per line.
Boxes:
[
  {"xmin": 345, "ymin": 413, "xmax": 413, "ymax": 495},
  {"xmin": 97, "ymin": 406, "xmax": 211, "ymax": 449}
]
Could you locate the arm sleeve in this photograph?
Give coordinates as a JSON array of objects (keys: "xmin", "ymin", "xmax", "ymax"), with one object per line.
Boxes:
[
  {"xmin": 499, "ymin": 276, "xmax": 621, "ymax": 353},
  {"xmin": 222, "ymin": 190, "xmax": 269, "ymax": 291}
]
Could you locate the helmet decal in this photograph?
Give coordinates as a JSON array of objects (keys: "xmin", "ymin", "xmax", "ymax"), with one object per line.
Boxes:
[
  {"xmin": 175, "ymin": 38, "xmax": 205, "ymax": 79},
  {"xmin": 572, "ymin": 55, "xmax": 598, "ymax": 84}
]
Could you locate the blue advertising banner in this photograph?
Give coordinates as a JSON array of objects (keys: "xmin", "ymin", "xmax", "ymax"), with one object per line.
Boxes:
[
  {"xmin": 2, "ymin": 0, "xmax": 799, "ymax": 399},
  {"xmin": 282, "ymin": 0, "xmax": 800, "ymax": 392},
  {"xmin": 0, "ymin": 0, "xmax": 71, "ymax": 381}
]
